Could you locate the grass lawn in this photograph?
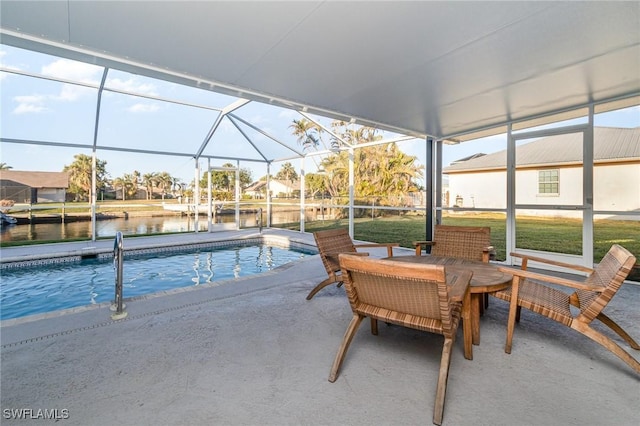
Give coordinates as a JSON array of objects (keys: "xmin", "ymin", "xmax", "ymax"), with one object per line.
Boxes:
[
  {"xmin": 5, "ymin": 201, "xmax": 638, "ymax": 264},
  {"xmin": 278, "ymin": 213, "xmax": 640, "ymax": 263}
]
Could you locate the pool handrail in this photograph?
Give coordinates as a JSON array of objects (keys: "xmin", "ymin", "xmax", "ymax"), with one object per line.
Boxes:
[{"xmin": 111, "ymin": 231, "xmax": 127, "ymax": 320}]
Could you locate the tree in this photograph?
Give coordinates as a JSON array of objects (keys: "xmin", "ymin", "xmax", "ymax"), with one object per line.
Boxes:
[
  {"xmin": 0, "ymin": 163, "xmax": 13, "ymax": 170},
  {"xmin": 307, "ymin": 121, "xmax": 423, "ymax": 206},
  {"xmin": 155, "ymin": 172, "xmax": 173, "ymax": 200},
  {"xmin": 113, "ymin": 172, "xmax": 139, "ymax": 200},
  {"xmin": 142, "ymin": 172, "xmax": 158, "ymax": 200},
  {"xmin": 275, "ymin": 162, "xmax": 298, "ymax": 182},
  {"xmin": 111, "ymin": 176, "xmax": 127, "ymax": 201},
  {"xmin": 199, "ymin": 163, "xmax": 253, "ymax": 200},
  {"xmin": 63, "ymin": 154, "xmax": 109, "ymax": 201},
  {"xmin": 275, "ymin": 162, "xmax": 298, "ymax": 196},
  {"xmin": 305, "ymin": 173, "xmax": 327, "ymax": 199},
  {"xmin": 289, "ymin": 119, "xmax": 322, "ymax": 151}
]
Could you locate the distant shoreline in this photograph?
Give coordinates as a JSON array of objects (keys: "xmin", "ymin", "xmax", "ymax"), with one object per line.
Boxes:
[{"xmin": 6, "ymin": 208, "xmax": 254, "ymax": 225}]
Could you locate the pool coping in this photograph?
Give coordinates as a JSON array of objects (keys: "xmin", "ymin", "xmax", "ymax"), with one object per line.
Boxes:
[
  {"xmin": 0, "ymin": 229, "xmax": 322, "ymax": 327},
  {"xmin": 0, "ymin": 229, "xmax": 318, "ymax": 268}
]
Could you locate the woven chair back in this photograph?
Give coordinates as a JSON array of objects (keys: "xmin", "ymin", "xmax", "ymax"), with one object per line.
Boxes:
[
  {"xmin": 431, "ymin": 225, "xmax": 491, "ymax": 261},
  {"xmin": 339, "ymin": 255, "xmax": 457, "ymax": 334},
  {"xmin": 575, "ymin": 244, "xmax": 636, "ymax": 323},
  {"xmin": 314, "ymin": 228, "xmax": 356, "ymax": 274}
]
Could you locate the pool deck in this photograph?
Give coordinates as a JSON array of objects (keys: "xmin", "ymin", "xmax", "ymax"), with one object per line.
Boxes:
[{"xmin": 1, "ymin": 229, "xmax": 639, "ymax": 425}]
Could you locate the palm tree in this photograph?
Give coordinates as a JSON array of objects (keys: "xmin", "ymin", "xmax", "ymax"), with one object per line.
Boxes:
[
  {"xmin": 313, "ymin": 121, "xmax": 423, "ymax": 207},
  {"xmin": 142, "ymin": 172, "xmax": 158, "ymax": 200},
  {"xmin": 0, "ymin": 163, "xmax": 13, "ymax": 170},
  {"xmin": 275, "ymin": 162, "xmax": 298, "ymax": 196},
  {"xmin": 63, "ymin": 154, "xmax": 108, "ymax": 201},
  {"xmin": 289, "ymin": 119, "xmax": 321, "ymax": 151},
  {"xmin": 111, "ymin": 176, "xmax": 126, "ymax": 201},
  {"xmin": 155, "ymin": 172, "xmax": 173, "ymax": 200}
]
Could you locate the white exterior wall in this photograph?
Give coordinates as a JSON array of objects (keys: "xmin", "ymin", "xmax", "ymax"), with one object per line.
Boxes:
[
  {"xmin": 447, "ymin": 163, "xmax": 640, "ymax": 218},
  {"xmin": 446, "ymin": 170, "xmax": 505, "ymax": 209},
  {"xmin": 593, "ymin": 163, "xmax": 640, "ymax": 212}
]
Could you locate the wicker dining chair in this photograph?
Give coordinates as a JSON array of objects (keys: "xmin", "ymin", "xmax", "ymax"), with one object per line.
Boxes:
[
  {"xmin": 494, "ymin": 244, "xmax": 639, "ymax": 374},
  {"xmin": 414, "ymin": 225, "xmax": 493, "ymax": 311},
  {"xmin": 329, "ymin": 254, "xmax": 473, "ymax": 425},
  {"xmin": 307, "ymin": 228, "xmax": 399, "ymax": 300},
  {"xmin": 413, "ymin": 225, "xmax": 493, "ymax": 261}
]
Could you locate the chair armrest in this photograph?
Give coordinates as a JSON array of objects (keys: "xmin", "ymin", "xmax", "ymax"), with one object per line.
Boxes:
[
  {"xmin": 326, "ymin": 252, "xmax": 369, "ymax": 264},
  {"xmin": 447, "ymin": 270, "xmax": 473, "ymax": 303},
  {"xmin": 355, "ymin": 243, "xmax": 400, "ymax": 257},
  {"xmin": 413, "ymin": 240, "xmax": 435, "ymax": 256},
  {"xmin": 497, "ymin": 266, "xmax": 603, "ymax": 292},
  {"xmin": 510, "ymin": 252, "xmax": 594, "ymax": 274},
  {"xmin": 481, "ymin": 246, "xmax": 494, "ymax": 263}
]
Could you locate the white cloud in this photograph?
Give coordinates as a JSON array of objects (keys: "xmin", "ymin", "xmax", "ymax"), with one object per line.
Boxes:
[
  {"xmin": 0, "ymin": 49, "xmax": 21, "ymax": 81},
  {"xmin": 13, "ymin": 95, "xmax": 48, "ymax": 114},
  {"xmin": 56, "ymin": 83, "xmax": 94, "ymax": 102},
  {"xmin": 41, "ymin": 59, "xmax": 101, "ymax": 84},
  {"xmin": 106, "ymin": 77, "xmax": 158, "ymax": 96},
  {"xmin": 42, "ymin": 60, "xmax": 100, "ymax": 102},
  {"xmin": 127, "ymin": 103, "xmax": 160, "ymax": 113},
  {"xmin": 8, "ymin": 59, "xmax": 102, "ymax": 112}
]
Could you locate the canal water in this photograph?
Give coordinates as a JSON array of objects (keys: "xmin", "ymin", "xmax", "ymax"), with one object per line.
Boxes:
[
  {"xmin": 0, "ymin": 207, "xmax": 325, "ymax": 243},
  {"xmin": 0, "ymin": 212, "xmax": 265, "ymax": 243}
]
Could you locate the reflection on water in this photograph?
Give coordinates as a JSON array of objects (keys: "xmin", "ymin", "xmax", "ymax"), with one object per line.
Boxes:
[
  {"xmin": 1, "ymin": 244, "xmax": 312, "ymax": 320},
  {"xmin": 0, "ymin": 214, "xmax": 248, "ymax": 242},
  {"xmin": 0, "ymin": 216, "xmax": 204, "ymax": 242},
  {"xmin": 191, "ymin": 252, "xmax": 215, "ymax": 285},
  {"xmin": 0, "ymin": 208, "xmax": 317, "ymax": 243},
  {"xmin": 233, "ymin": 249, "xmax": 241, "ymax": 278}
]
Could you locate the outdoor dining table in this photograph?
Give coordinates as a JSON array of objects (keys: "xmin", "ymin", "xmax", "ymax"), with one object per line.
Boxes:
[{"xmin": 386, "ymin": 255, "xmax": 513, "ymax": 345}]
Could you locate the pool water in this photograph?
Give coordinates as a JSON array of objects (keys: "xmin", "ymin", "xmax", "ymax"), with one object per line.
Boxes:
[{"xmin": 0, "ymin": 244, "xmax": 312, "ymax": 320}]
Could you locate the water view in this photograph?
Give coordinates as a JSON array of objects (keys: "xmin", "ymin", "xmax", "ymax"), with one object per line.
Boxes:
[
  {"xmin": 0, "ymin": 243, "xmax": 311, "ymax": 320},
  {"xmin": 0, "ymin": 214, "xmax": 253, "ymax": 243},
  {"xmin": 0, "ymin": 207, "xmax": 322, "ymax": 243}
]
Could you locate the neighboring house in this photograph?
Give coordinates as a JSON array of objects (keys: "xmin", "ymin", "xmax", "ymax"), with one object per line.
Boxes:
[
  {"xmin": 444, "ymin": 127, "xmax": 640, "ymax": 218},
  {"xmin": 0, "ymin": 170, "xmax": 70, "ymax": 203},
  {"xmin": 244, "ymin": 180, "xmax": 300, "ymax": 198}
]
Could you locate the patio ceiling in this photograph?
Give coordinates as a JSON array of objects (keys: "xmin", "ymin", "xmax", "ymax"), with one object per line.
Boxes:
[{"xmin": 1, "ymin": 1, "xmax": 639, "ymax": 145}]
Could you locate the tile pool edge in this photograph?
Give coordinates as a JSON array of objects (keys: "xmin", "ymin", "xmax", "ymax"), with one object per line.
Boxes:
[
  {"xmin": 0, "ymin": 254, "xmax": 320, "ymax": 330},
  {"xmin": 0, "ymin": 234, "xmax": 318, "ymax": 269}
]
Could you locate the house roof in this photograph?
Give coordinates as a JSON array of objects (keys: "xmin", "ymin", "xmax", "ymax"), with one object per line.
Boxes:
[
  {"xmin": 0, "ymin": 170, "xmax": 69, "ymax": 188},
  {"xmin": 1, "ymin": 1, "xmax": 638, "ymax": 145},
  {"xmin": 246, "ymin": 180, "xmax": 300, "ymax": 192},
  {"xmin": 444, "ymin": 127, "xmax": 640, "ymax": 173}
]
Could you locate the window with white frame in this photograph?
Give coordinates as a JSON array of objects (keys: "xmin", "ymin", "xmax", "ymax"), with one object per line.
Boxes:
[{"xmin": 538, "ymin": 169, "xmax": 559, "ymax": 195}]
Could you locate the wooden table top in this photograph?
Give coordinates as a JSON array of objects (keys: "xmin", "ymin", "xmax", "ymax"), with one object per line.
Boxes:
[{"xmin": 388, "ymin": 255, "xmax": 513, "ymax": 293}]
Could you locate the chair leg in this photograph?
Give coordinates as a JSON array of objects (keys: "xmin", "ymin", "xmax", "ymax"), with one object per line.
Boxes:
[
  {"xmin": 596, "ymin": 312, "xmax": 640, "ymax": 350},
  {"xmin": 306, "ymin": 277, "xmax": 340, "ymax": 300},
  {"xmin": 505, "ymin": 277, "xmax": 522, "ymax": 354},
  {"xmin": 370, "ymin": 318, "xmax": 378, "ymax": 335},
  {"xmin": 462, "ymin": 291, "xmax": 473, "ymax": 360},
  {"xmin": 433, "ymin": 337, "xmax": 454, "ymax": 426},
  {"xmin": 573, "ymin": 322, "xmax": 640, "ymax": 374},
  {"xmin": 329, "ymin": 313, "xmax": 365, "ymax": 382}
]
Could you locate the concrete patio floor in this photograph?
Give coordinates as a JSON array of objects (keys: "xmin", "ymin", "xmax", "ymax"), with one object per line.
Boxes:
[{"xmin": 1, "ymin": 229, "xmax": 639, "ymax": 425}]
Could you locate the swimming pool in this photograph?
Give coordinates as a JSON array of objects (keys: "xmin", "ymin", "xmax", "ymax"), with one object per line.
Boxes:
[{"xmin": 0, "ymin": 242, "xmax": 314, "ymax": 321}]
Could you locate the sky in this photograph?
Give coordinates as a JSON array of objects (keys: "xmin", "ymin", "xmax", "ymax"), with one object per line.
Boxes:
[{"xmin": 1, "ymin": 43, "xmax": 639, "ymax": 187}]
